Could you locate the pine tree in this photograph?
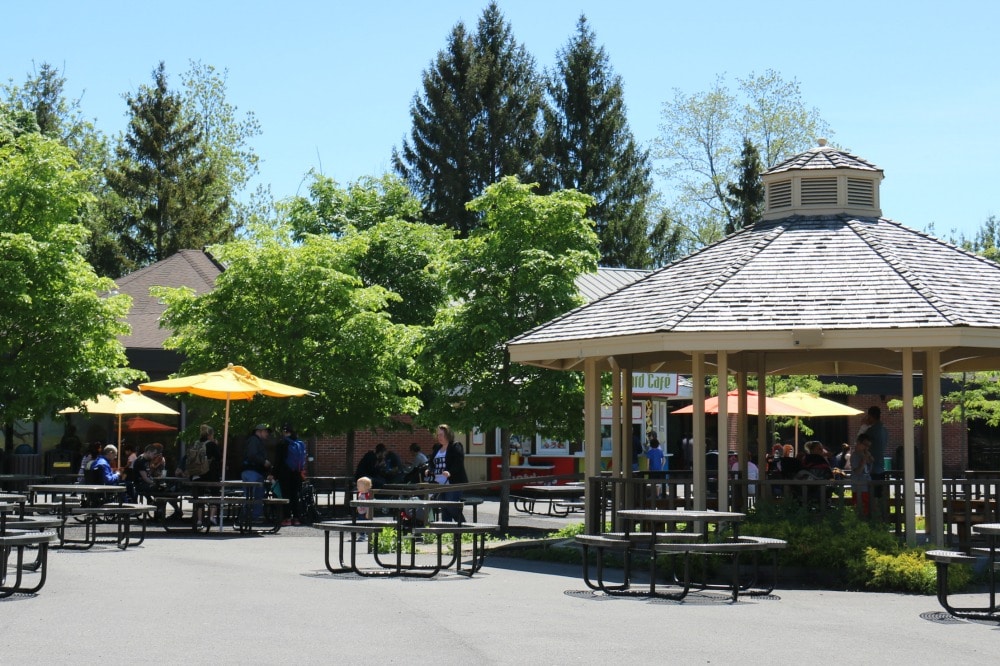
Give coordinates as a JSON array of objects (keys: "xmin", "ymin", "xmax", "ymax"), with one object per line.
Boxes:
[
  {"xmin": 725, "ymin": 138, "xmax": 765, "ymax": 234},
  {"xmin": 394, "ymin": 2, "xmax": 544, "ymax": 237},
  {"xmin": 106, "ymin": 62, "xmax": 230, "ymax": 268},
  {"xmin": 543, "ymin": 16, "xmax": 653, "ymax": 268}
]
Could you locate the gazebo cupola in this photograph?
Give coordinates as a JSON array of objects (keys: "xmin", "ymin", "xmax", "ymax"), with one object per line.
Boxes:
[{"xmin": 760, "ymin": 139, "xmax": 884, "ymax": 221}]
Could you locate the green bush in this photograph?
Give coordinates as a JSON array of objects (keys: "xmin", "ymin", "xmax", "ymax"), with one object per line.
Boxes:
[{"xmin": 861, "ymin": 547, "xmax": 972, "ymax": 594}]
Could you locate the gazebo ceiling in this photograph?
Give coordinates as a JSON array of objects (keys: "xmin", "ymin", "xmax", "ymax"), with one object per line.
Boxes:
[{"xmin": 509, "ymin": 144, "xmax": 1000, "ymax": 376}]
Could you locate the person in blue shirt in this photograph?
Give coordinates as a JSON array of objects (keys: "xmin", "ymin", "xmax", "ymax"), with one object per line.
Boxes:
[
  {"xmin": 87, "ymin": 445, "xmax": 124, "ymax": 484},
  {"xmin": 644, "ymin": 432, "xmax": 666, "ymax": 472}
]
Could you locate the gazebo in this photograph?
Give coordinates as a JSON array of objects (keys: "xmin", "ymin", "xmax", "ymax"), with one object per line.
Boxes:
[{"xmin": 508, "ymin": 140, "xmax": 1000, "ymax": 545}]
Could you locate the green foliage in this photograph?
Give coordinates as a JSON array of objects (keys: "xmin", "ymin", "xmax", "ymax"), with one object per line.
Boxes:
[
  {"xmin": 745, "ymin": 502, "xmax": 899, "ymax": 587},
  {"xmin": 543, "ymin": 15, "xmax": 653, "ymax": 269},
  {"xmin": 286, "ymin": 173, "xmax": 423, "ymax": 238},
  {"xmin": 106, "ymin": 62, "xmax": 232, "ymax": 270},
  {"xmin": 154, "ymin": 230, "xmax": 422, "ymax": 437},
  {"xmin": 552, "ymin": 521, "xmax": 587, "ymax": 538},
  {"xmin": 393, "ymin": 2, "xmax": 545, "ymax": 237},
  {"xmin": 179, "ymin": 60, "xmax": 262, "ymax": 233},
  {"xmin": 0, "ymin": 132, "xmax": 141, "ymax": 424},
  {"xmin": 283, "ymin": 173, "xmax": 451, "ymax": 327},
  {"xmin": 419, "ymin": 177, "xmax": 599, "ymax": 443},
  {"xmin": 724, "ymin": 138, "xmax": 764, "ymax": 234},
  {"xmin": 860, "ymin": 547, "xmax": 971, "ymax": 595}
]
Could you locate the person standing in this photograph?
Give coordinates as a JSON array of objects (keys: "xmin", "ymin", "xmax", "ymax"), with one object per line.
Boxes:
[
  {"xmin": 275, "ymin": 423, "xmax": 305, "ymax": 526},
  {"xmin": 864, "ymin": 406, "xmax": 888, "ymax": 478},
  {"xmin": 242, "ymin": 424, "xmax": 271, "ymax": 523},
  {"xmin": 429, "ymin": 424, "xmax": 467, "ymax": 524},
  {"xmin": 864, "ymin": 406, "xmax": 889, "ymax": 516},
  {"xmin": 644, "ymin": 432, "xmax": 665, "ymax": 472},
  {"xmin": 849, "ymin": 432, "xmax": 874, "ymax": 517}
]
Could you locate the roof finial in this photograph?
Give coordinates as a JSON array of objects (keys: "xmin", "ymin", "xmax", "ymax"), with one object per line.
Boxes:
[{"xmin": 817, "ymin": 138, "xmax": 828, "ymax": 147}]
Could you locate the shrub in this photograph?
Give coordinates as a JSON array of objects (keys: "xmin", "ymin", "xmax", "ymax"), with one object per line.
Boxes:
[{"xmin": 861, "ymin": 547, "xmax": 972, "ymax": 594}]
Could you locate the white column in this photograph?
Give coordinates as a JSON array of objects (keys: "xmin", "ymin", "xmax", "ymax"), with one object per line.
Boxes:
[
  {"xmin": 717, "ymin": 351, "xmax": 729, "ymax": 510},
  {"xmin": 902, "ymin": 349, "xmax": 917, "ymax": 545},
  {"xmin": 925, "ymin": 349, "xmax": 944, "ymax": 545},
  {"xmin": 610, "ymin": 358, "xmax": 622, "ymax": 479},
  {"xmin": 693, "ymin": 352, "xmax": 705, "ymax": 510}
]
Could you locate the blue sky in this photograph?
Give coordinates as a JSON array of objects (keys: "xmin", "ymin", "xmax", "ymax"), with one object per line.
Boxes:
[{"xmin": 3, "ymin": 0, "xmax": 997, "ymax": 240}]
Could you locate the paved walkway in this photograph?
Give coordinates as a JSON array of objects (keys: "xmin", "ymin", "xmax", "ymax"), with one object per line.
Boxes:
[{"xmin": 3, "ymin": 502, "xmax": 998, "ymax": 664}]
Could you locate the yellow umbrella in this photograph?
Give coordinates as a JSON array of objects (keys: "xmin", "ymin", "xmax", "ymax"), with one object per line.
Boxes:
[
  {"xmin": 139, "ymin": 364, "xmax": 313, "ymax": 530},
  {"xmin": 59, "ymin": 387, "xmax": 180, "ymax": 465},
  {"xmin": 773, "ymin": 390, "xmax": 863, "ymax": 452}
]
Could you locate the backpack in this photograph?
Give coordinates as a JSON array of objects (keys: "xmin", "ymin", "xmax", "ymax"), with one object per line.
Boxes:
[
  {"xmin": 285, "ymin": 438, "xmax": 306, "ymax": 473},
  {"xmin": 186, "ymin": 440, "xmax": 210, "ymax": 478}
]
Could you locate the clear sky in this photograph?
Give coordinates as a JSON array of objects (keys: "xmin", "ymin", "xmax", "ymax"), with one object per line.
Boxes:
[{"xmin": 3, "ymin": 0, "xmax": 997, "ymax": 240}]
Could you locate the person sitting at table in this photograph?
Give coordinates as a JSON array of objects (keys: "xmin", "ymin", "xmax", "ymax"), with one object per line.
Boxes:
[
  {"xmin": 86, "ymin": 444, "xmax": 124, "ymax": 485},
  {"xmin": 355, "ymin": 443, "xmax": 390, "ymax": 488},
  {"xmin": 183, "ymin": 424, "xmax": 222, "ymax": 527},
  {"xmin": 402, "ymin": 442, "xmax": 429, "ymax": 483},
  {"xmin": 428, "ymin": 424, "xmax": 467, "ymax": 524},
  {"xmin": 77, "ymin": 440, "xmax": 103, "ymax": 483},
  {"xmin": 378, "ymin": 444, "xmax": 404, "ymax": 484},
  {"xmin": 132, "ymin": 443, "xmax": 164, "ymax": 499}
]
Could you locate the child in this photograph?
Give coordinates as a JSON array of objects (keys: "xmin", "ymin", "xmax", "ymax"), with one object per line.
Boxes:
[
  {"xmin": 644, "ymin": 435, "xmax": 665, "ymax": 472},
  {"xmin": 356, "ymin": 476, "xmax": 373, "ymax": 540}
]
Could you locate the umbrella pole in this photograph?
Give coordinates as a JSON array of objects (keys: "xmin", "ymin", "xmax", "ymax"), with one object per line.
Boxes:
[
  {"xmin": 794, "ymin": 417, "xmax": 799, "ymax": 455},
  {"xmin": 117, "ymin": 415, "xmax": 123, "ymax": 468},
  {"xmin": 219, "ymin": 396, "xmax": 231, "ymax": 533}
]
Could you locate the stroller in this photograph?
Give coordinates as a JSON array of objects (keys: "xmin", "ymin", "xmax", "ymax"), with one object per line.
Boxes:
[
  {"xmin": 296, "ymin": 480, "xmax": 321, "ymax": 525},
  {"xmin": 402, "ymin": 462, "xmax": 429, "ymax": 485}
]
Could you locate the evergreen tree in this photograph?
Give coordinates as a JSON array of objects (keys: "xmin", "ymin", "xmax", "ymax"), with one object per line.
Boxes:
[
  {"xmin": 725, "ymin": 138, "xmax": 765, "ymax": 234},
  {"xmin": 393, "ymin": 2, "xmax": 545, "ymax": 237},
  {"xmin": 106, "ymin": 62, "xmax": 230, "ymax": 269},
  {"xmin": 543, "ymin": 16, "xmax": 653, "ymax": 268}
]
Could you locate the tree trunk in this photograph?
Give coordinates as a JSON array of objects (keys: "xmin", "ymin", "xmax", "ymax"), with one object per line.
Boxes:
[
  {"xmin": 499, "ymin": 428, "xmax": 510, "ymax": 529},
  {"xmin": 345, "ymin": 429, "xmax": 355, "ymax": 477}
]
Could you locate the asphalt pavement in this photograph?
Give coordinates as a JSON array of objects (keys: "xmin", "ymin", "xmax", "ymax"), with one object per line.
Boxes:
[{"xmin": 3, "ymin": 499, "xmax": 999, "ymax": 664}]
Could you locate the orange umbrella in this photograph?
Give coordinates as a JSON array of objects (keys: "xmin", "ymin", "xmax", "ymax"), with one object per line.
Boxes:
[
  {"xmin": 124, "ymin": 417, "xmax": 178, "ymax": 433},
  {"xmin": 671, "ymin": 390, "xmax": 810, "ymax": 416}
]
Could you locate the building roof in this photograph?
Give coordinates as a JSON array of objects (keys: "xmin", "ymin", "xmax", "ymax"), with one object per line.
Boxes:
[
  {"xmin": 764, "ymin": 139, "xmax": 882, "ymax": 175},
  {"xmin": 509, "ymin": 145, "xmax": 1000, "ymax": 376},
  {"xmin": 116, "ymin": 249, "xmax": 224, "ymax": 349},
  {"xmin": 575, "ymin": 267, "xmax": 650, "ymax": 302}
]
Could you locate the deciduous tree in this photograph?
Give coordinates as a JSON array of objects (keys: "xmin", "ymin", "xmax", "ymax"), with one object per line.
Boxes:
[
  {"xmin": 419, "ymin": 177, "xmax": 599, "ymax": 525},
  {"xmin": 0, "ymin": 132, "xmax": 139, "ymax": 441},
  {"xmin": 154, "ymin": 231, "xmax": 423, "ymax": 445},
  {"xmin": 657, "ymin": 70, "xmax": 830, "ymax": 243}
]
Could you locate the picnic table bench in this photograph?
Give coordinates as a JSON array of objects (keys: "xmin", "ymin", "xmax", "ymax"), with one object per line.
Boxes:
[
  {"xmin": 0, "ymin": 529, "xmax": 58, "ymax": 597},
  {"xmin": 512, "ymin": 485, "xmax": 585, "ymax": 517},
  {"xmin": 68, "ymin": 503, "xmax": 155, "ymax": 550},
  {"xmin": 412, "ymin": 522, "xmax": 496, "ymax": 576},
  {"xmin": 928, "ymin": 521, "xmax": 1000, "ymax": 620}
]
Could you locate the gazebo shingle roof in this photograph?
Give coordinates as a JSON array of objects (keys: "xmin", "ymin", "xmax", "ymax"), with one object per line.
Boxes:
[
  {"xmin": 765, "ymin": 142, "xmax": 881, "ymax": 174},
  {"xmin": 510, "ymin": 215, "xmax": 1000, "ymax": 346}
]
